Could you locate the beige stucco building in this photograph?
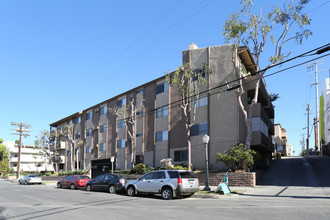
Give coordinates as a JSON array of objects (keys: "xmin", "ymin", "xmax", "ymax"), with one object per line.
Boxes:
[{"xmin": 50, "ymin": 44, "xmax": 275, "ymax": 176}]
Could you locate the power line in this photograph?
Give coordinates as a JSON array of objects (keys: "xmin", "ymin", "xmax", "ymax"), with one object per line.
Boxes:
[
  {"xmin": 53, "ymin": 0, "xmax": 214, "ymax": 115},
  {"xmin": 58, "ymin": 44, "xmax": 330, "ymax": 129}
]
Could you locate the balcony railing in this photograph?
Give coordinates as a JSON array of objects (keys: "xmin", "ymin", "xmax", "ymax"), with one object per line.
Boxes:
[{"xmin": 53, "ymin": 155, "xmax": 65, "ymax": 163}]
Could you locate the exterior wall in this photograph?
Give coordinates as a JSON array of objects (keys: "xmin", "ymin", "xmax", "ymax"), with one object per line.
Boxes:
[
  {"xmin": 4, "ymin": 141, "xmax": 54, "ymax": 173},
  {"xmin": 49, "ymin": 44, "xmax": 274, "ymax": 172},
  {"xmin": 323, "ymin": 78, "xmax": 330, "ymax": 144}
]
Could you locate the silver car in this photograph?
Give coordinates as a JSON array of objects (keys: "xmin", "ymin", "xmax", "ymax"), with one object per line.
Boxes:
[
  {"xmin": 125, "ymin": 170, "xmax": 199, "ymax": 200},
  {"xmin": 19, "ymin": 175, "xmax": 43, "ymax": 185}
]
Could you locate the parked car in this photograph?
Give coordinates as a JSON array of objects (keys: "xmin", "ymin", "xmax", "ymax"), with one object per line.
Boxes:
[
  {"xmin": 85, "ymin": 173, "xmax": 130, "ymax": 194},
  {"xmin": 125, "ymin": 170, "xmax": 199, "ymax": 200},
  {"xmin": 19, "ymin": 175, "xmax": 43, "ymax": 185},
  {"xmin": 57, "ymin": 175, "xmax": 91, "ymax": 190}
]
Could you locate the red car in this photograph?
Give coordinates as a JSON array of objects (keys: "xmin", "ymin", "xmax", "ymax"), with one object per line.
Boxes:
[{"xmin": 57, "ymin": 175, "xmax": 91, "ymax": 190}]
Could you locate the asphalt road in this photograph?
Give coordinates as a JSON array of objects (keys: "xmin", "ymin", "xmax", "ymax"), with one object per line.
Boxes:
[{"xmin": 0, "ymin": 156, "xmax": 329, "ymax": 220}]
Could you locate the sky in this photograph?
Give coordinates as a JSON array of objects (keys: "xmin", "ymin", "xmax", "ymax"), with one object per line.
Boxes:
[{"xmin": 1, "ymin": 0, "xmax": 330, "ymax": 156}]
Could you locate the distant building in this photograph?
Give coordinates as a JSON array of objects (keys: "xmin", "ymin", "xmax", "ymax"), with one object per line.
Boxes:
[
  {"xmin": 50, "ymin": 44, "xmax": 275, "ymax": 175},
  {"xmin": 322, "ymin": 78, "xmax": 330, "ymax": 144},
  {"xmin": 274, "ymin": 124, "xmax": 293, "ymax": 156},
  {"xmin": 4, "ymin": 141, "xmax": 54, "ymax": 173}
]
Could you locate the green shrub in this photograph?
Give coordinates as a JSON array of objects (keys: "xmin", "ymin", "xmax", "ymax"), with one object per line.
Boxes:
[
  {"xmin": 58, "ymin": 169, "xmax": 88, "ymax": 176},
  {"xmin": 216, "ymin": 143, "xmax": 256, "ymax": 172},
  {"xmin": 300, "ymin": 149, "xmax": 307, "ymax": 156},
  {"xmin": 131, "ymin": 163, "xmax": 147, "ymax": 174}
]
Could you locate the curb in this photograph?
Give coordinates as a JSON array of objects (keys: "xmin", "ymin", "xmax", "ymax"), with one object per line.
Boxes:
[{"xmin": 192, "ymin": 193, "xmax": 221, "ymax": 199}]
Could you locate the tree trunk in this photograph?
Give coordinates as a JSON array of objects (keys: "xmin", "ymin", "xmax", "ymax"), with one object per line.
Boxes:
[{"xmin": 71, "ymin": 142, "xmax": 75, "ymax": 171}]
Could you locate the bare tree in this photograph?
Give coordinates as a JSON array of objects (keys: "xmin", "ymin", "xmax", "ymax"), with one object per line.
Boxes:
[
  {"xmin": 224, "ymin": 0, "xmax": 311, "ymax": 149},
  {"xmin": 166, "ymin": 63, "xmax": 212, "ymax": 170},
  {"xmin": 35, "ymin": 130, "xmax": 54, "ymax": 173},
  {"xmin": 62, "ymin": 124, "xmax": 75, "ymax": 171},
  {"xmin": 111, "ymin": 97, "xmax": 144, "ymax": 168}
]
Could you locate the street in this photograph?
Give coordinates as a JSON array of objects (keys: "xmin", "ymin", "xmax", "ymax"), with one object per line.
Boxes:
[{"xmin": 0, "ymin": 156, "xmax": 329, "ymax": 220}]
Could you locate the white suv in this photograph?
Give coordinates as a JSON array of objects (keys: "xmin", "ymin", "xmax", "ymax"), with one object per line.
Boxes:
[{"xmin": 125, "ymin": 170, "xmax": 199, "ymax": 200}]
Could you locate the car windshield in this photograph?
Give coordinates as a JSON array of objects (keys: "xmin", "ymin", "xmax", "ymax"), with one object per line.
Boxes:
[
  {"xmin": 76, "ymin": 176, "xmax": 90, "ymax": 179},
  {"xmin": 179, "ymin": 172, "xmax": 196, "ymax": 178},
  {"xmin": 29, "ymin": 175, "xmax": 38, "ymax": 178}
]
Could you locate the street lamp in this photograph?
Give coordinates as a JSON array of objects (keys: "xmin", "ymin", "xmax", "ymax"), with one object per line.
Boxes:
[{"xmin": 202, "ymin": 134, "xmax": 210, "ymax": 191}]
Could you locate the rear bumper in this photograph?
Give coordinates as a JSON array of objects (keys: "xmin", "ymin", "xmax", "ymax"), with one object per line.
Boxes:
[
  {"xmin": 176, "ymin": 185, "xmax": 199, "ymax": 195},
  {"xmin": 116, "ymin": 184, "xmax": 125, "ymax": 192}
]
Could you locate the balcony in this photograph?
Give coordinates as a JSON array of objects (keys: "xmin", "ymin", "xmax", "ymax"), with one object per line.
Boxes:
[
  {"xmin": 53, "ymin": 155, "xmax": 65, "ymax": 164},
  {"xmin": 9, "ymin": 157, "xmax": 18, "ymax": 163},
  {"xmin": 55, "ymin": 141, "xmax": 66, "ymax": 150}
]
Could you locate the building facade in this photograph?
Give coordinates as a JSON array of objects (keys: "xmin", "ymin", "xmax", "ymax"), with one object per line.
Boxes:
[
  {"xmin": 274, "ymin": 124, "xmax": 294, "ymax": 156},
  {"xmin": 4, "ymin": 141, "xmax": 54, "ymax": 173},
  {"xmin": 50, "ymin": 44, "xmax": 274, "ymax": 175}
]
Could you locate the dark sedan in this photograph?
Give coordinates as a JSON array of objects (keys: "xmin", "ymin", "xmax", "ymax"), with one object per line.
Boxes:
[{"xmin": 85, "ymin": 173, "xmax": 130, "ymax": 194}]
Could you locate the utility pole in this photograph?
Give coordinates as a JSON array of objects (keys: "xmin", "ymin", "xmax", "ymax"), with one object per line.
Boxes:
[
  {"xmin": 308, "ymin": 60, "xmax": 326, "ymax": 155},
  {"xmin": 10, "ymin": 122, "xmax": 31, "ymax": 179},
  {"xmin": 305, "ymin": 104, "xmax": 311, "ymax": 150},
  {"xmin": 314, "ymin": 117, "xmax": 318, "ymax": 153}
]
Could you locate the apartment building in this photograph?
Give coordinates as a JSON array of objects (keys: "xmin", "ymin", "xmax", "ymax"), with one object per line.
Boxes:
[
  {"xmin": 4, "ymin": 141, "xmax": 54, "ymax": 173},
  {"xmin": 274, "ymin": 124, "xmax": 294, "ymax": 156},
  {"xmin": 50, "ymin": 44, "xmax": 274, "ymax": 176}
]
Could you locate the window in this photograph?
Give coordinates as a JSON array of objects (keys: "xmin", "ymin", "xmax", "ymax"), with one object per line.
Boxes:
[
  {"xmin": 100, "ymin": 124, "xmax": 107, "ymax": 133},
  {"xmin": 154, "ymin": 171, "xmax": 166, "ymax": 179},
  {"xmin": 156, "ymin": 130, "xmax": 168, "ymax": 142},
  {"xmin": 75, "ymin": 116, "xmax": 81, "ymax": 124},
  {"xmin": 99, "ymin": 143, "xmax": 106, "ymax": 151},
  {"xmin": 191, "ymin": 95, "xmax": 208, "ymax": 109},
  {"xmin": 190, "ymin": 123, "xmax": 208, "ymax": 136},
  {"xmin": 86, "ymin": 146, "xmax": 91, "ymax": 154},
  {"xmin": 76, "ymin": 131, "xmax": 81, "ymax": 139},
  {"xmin": 136, "ymin": 133, "xmax": 143, "ymax": 137},
  {"xmin": 86, "ymin": 128, "xmax": 92, "ymax": 137},
  {"xmin": 136, "ymin": 88, "xmax": 144, "ymax": 94},
  {"xmin": 117, "ymin": 119, "xmax": 125, "ymax": 128},
  {"xmin": 117, "ymin": 139, "xmax": 126, "ymax": 148},
  {"xmin": 86, "ymin": 111, "xmax": 92, "ymax": 120},
  {"xmin": 100, "ymin": 105, "xmax": 107, "ymax": 115},
  {"xmin": 156, "ymin": 106, "xmax": 169, "ymax": 118},
  {"xmin": 67, "ymin": 150, "xmax": 71, "ymax": 156},
  {"xmin": 156, "ymin": 82, "xmax": 169, "ymax": 94},
  {"xmin": 117, "ymin": 98, "xmax": 126, "ymax": 107},
  {"xmin": 142, "ymin": 172, "xmax": 155, "ymax": 180},
  {"xmin": 104, "ymin": 174, "xmax": 114, "ymax": 181},
  {"xmin": 168, "ymin": 171, "xmax": 179, "ymax": 179},
  {"xmin": 77, "ymin": 148, "xmax": 80, "ymax": 155},
  {"xmin": 174, "ymin": 150, "xmax": 188, "ymax": 162}
]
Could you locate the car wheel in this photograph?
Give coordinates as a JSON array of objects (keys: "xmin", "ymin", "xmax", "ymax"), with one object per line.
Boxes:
[
  {"xmin": 57, "ymin": 183, "xmax": 62, "ymax": 188},
  {"xmin": 86, "ymin": 184, "xmax": 92, "ymax": 192},
  {"xmin": 19, "ymin": 180, "xmax": 21, "ymax": 185},
  {"xmin": 70, "ymin": 184, "xmax": 76, "ymax": 190},
  {"xmin": 109, "ymin": 185, "xmax": 116, "ymax": 194},
  {"xmin": 161, "ymin": 187, "xmax": 173, "ymax": 200},
  {"xmin": 127, "ymin": 185, "xmax": 135, "ymax": 197}
]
